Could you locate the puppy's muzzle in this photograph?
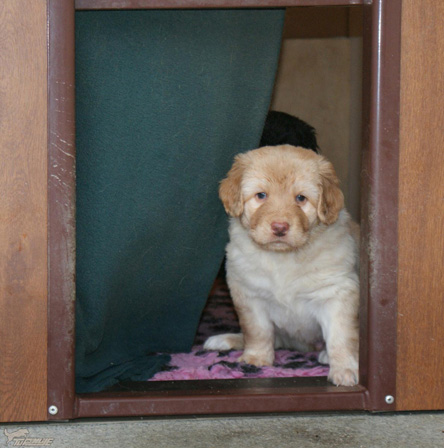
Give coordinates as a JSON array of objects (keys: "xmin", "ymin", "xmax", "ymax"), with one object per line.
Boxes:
[{"xmin": 271, "ymin": 221, "xmax": 290, "ymax": 237}]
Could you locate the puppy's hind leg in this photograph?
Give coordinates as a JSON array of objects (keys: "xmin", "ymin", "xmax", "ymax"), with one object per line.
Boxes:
[{"xmin": 204, "ymin": 333, "xmax": 244, "ymax": 351}]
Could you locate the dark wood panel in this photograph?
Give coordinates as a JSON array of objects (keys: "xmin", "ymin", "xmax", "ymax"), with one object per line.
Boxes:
[
  {"xmin": 76, "ymin": 382, "xmax": 367, "ymax": 417},
  {"xmin": 47, "ymin": 0, "xmax": 77, "ymax": 422},
  {"xmin": 283, "ymin": 7, "xmax": 349, "ymax": 39},
  {"xmin": 396, "ymin": 0, "xmax": 444, "ymax": 411},
  {"xmin": 75, "ymin": 0, "xmax": 365, "ymax": 10},
  {"xmin": 0, "ymin": 0, "xmax": 48, "ymax": 422},
  {"xmin": 359, "ymin": 0, "xmax": 401, "ymax": 412}
]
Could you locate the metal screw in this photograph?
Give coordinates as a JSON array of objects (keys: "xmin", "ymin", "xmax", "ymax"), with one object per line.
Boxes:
[
  {"xmin": 48, "ymin": 405, "xmax": 58, "ymax": 415},
  {"xmin": 385, "ymin": 395, "xmax": 395, "ymax": 404}
]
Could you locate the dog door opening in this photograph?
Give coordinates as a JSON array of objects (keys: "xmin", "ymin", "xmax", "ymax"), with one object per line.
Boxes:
[{"xmin": 74, "ymin": 6, "xmax": 363, "ymax": 393}]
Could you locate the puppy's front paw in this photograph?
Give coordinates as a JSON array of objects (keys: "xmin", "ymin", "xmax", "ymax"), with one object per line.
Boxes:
[
  {"xmin": 203, "ymin": 333, "xmax": 244, "ymax": 351},
  {"xmin": 328, "ymin": 366, "xmax": 359, "ymax": 387},
  {"xmin": 318, "ymin": 350, "xmax": 329, "ymax": 365},
  {"xmin": 238, "ymin": 351, "xmax": 274, "ymax": 367}
]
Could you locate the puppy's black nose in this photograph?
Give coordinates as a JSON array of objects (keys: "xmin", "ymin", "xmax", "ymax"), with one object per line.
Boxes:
[{"xmin": 271, "ymin": 221, "xmax": 289, "ymax": 237}]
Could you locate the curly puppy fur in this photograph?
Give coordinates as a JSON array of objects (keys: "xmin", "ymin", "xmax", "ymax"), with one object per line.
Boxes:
[{"xmin": 204, "ymin": 145, "xmax": 359, "ymax": 386}]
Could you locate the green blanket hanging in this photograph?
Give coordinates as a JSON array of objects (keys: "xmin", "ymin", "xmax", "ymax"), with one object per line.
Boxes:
[{"xmin": 75, "ymin": 9, "xmax": 284, "ymax": 393}]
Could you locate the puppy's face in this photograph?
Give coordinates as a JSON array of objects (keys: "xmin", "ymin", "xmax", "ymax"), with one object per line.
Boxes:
[{"xmin": 220, "ymin": 145, "xmax": 344, "ymax": 252}]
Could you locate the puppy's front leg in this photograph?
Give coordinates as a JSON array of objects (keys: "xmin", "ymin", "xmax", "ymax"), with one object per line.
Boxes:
[
  {"xmin": 234, "ymin": 293, "xmax": 275, "ymax": 367},
  {"xmin": 318, "ymin": 292, "xmax": 359, "ymax": 386}
]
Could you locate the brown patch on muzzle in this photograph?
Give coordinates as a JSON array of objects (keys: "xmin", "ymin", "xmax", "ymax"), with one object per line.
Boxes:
[{"xmin": 249, "ymin": 200, "xmax": 310, "ymax": 250}]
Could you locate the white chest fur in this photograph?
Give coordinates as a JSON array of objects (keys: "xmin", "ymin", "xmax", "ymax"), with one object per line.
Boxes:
[{"xmin": 225, "ymin": 210, "xmax": 358, "ymax": 349}]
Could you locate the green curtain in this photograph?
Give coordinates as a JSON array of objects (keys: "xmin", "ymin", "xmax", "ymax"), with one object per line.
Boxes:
[{"xmin": 75, "ymin": 9, "xmax": 284, "ymax": 393}]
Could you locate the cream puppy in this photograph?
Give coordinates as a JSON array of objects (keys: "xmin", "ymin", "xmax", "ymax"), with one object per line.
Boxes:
[{"xmin": 204, "ymin": 145, "xmax": 359, "ymax": 386}]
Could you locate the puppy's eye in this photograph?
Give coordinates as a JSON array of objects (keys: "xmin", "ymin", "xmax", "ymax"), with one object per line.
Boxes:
[
  {"xmin": 296, "ymin": 194, "xmax": 307, "ymax": 205},
  {"xmin": 255, "ymin": 192, "xmax": 267, "ymax": 201}
]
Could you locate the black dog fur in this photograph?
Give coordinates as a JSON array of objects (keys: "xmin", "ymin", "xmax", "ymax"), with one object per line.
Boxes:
[{"xmin": 260, "ymin": 110, "xmax": 319, "ymax": 153}]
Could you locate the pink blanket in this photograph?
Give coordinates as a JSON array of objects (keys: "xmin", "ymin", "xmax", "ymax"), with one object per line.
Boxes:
[{"xmin": 149, "ymin": 278, "xmax": 329, "ymax": 381}]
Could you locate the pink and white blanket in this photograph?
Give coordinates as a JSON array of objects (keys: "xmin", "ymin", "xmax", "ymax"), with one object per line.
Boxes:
[{"xmin": 149, "ymin": 278, "xmax": 329, "ymax": 381}]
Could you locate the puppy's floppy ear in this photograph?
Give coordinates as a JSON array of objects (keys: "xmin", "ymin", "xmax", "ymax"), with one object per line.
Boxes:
[
  {"xmin": 219, "ymin": 154, "xmax": 246, "ymax": 217},
  {"xmin": 317, "ymin": 158, "xmax": 344, "ymax": 225}
]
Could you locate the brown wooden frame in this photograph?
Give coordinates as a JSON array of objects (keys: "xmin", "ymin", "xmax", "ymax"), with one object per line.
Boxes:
[
  {"xmin": 75, "ymin": 0, "xmax": 366, "ymax": 9},
  {"xmin": 46, "ymin": 0, "xmax": 402, "ymax": 420}
]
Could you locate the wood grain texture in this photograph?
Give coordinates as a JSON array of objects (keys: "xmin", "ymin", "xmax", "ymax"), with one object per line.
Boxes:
[
  {"xmin": 397, "ymin": 0, "xmax": 444, "ymax": 411},
  {"xmin": 0, "ymin": 0, "xmax": 48, "ymax": 422}
]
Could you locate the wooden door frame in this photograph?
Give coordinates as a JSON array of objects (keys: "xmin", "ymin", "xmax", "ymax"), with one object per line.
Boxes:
[{"xmin": 46, "ymin": 0, "xmax": 402, "ymax": 420}]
